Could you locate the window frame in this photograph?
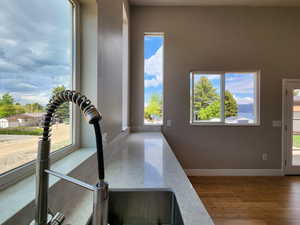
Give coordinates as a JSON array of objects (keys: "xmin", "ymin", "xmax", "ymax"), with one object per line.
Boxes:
[
  {"xmin": 0, "ymin": 0, "xmax": 80, "ymax": 190},
  {"xmin": 122, "ymin": 3, "xmax": 129, "ymax": 131},
  {"xmin": 143, "ymin": 32, "xmax": 165, "ymax": 126},
  {"xmin": 190, "ymin": 70, "xmax": 260, "ymax": 126}
]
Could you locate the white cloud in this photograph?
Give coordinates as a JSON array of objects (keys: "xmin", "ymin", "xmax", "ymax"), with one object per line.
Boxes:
[
  {"xmin": 0, "ymin": 38, "xmax": 17, "ymax": 46},
  {"xmin": 18, "ymin": 94, "xmax": 50, "ymax": 105},
  {"xmin": 29, "ymin": 42, "xmax": 49, "ymax": 58},
  {"xmin": 194, "ymin": 74, "xmax": 221, "ymax": 83},
  {"xmin": 0, "ymin": 0, "xmax": 72, "ymax": 105},
  {"xmin": 16, "ymin": 83, "xmax": 38, "ymax": 90},
  {"xmin": 144, "ymin": 47, "xmax": 163, "ymax": 88},
  {"xmin": 0, "ymin": 58, "xmax": 20, "ymax": 71},
  {"xmin": 0, "ymin": 26, "xmax": 5, "ymax": 34},
  {"xmin": 145, "ymin": 78, "xmax": 161, "ymax": 88},
  {"xmin": 234, "ymin": 95, "xmax": 254, "ymax": 104},
  {"xmin": 226, "ymin": 80, "xmax": 254, "ymax": 94},
  {"xmin": 207, "ymin": 75, "xmax": 221, "ymax": 80},
  {"xmin": 225, "ymin": 75, "xmax": 255, "ymax": 94}
]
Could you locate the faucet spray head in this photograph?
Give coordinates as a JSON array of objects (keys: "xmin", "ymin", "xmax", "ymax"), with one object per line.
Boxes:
[
  {"xmin": 42, "ymin": 90, "xmax": 102, "ymax": 141},
  {"xmin": 84, "ymin": 107, "xmax": 102, "ymax": 124}
]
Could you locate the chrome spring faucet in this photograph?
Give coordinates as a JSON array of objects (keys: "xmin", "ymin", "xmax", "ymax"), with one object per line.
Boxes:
[{"xmin": 31, "ymin": 90, "xmax": 108, "ymax": 225}]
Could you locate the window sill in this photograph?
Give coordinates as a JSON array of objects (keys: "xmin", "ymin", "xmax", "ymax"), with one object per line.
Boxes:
[
  {"xmin": 0, "ymin": 144, "xmax": 78, "ymax": 190},
  {"xmin": 0, "ymin": 147, "xmax": 96, "ymax": 224},
  {"xmin": 190, "ymin": 122, "xmax": 261, "ymax": 127}
]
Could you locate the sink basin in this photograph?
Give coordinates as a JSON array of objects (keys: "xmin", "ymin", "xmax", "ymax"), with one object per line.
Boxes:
[{"xmin": 86, "ymin": 190, "xmax": 184, "ymax": 225}]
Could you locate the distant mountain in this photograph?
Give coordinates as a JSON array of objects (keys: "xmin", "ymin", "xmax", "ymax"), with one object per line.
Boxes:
[{"xmin": 238, "ymin": 104, "xmax": 253, "ymax": 113}]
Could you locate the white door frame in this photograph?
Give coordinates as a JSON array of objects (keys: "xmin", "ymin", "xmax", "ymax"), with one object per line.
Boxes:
[{"xmin": 282, "ymin": 79, "xmax": 300, "ymax": 175}]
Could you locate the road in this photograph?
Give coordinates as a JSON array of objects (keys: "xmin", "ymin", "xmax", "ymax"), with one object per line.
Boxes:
[{"xmin": 0, "ymin": 124, "xmax": 71, "ymax": 174}]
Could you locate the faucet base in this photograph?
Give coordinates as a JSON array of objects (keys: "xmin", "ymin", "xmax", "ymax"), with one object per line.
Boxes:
[{"xmin": 92, "ymin": 180, "xmax": 109, "ymax": 225}]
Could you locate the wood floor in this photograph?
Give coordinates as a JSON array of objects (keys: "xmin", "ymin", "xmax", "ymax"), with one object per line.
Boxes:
[{"xmin": 189, "ymin": 176, "xmax": 300, "ymax": 225}]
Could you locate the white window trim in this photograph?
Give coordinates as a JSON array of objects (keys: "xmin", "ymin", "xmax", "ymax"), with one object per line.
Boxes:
[
  {"xmin": 122, "ymin": 3, "xmax": 129, "ymax": 131},
  {"xmin": 190, "ymin": 70, "xmax": 261, "ymax": 126},
  {"xmin": 0, "ymin": 0, "xmax": 81, "ymax": 190},
  {"xmin": 143, "ymin": 32, "xmax": 165, "ymax": 126}
]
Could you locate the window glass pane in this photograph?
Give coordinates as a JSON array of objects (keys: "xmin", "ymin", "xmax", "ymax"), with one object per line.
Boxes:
[
  {"xmin": 0, "ymin": 0, "xmax": 73, "ymax": 174},
  {"xmin": 225, "ymin": 73, "xmax": 256, "ymax": 124},
  {"xmin": 292, "ymin": 89, "xmax": 300, "ymax": 166},
  {"xmin": 144, "ymin": 34, "xmax": 163, "ymax": 125},
  {"xmin": 193, "ymin": 74, "xmax": 221, "ymax": 122}
]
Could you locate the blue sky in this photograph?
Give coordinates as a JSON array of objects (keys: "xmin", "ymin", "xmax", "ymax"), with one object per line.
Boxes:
[
  {"xmin": 144, "ymin": 36, "xmax": 163, "ymax": 106},
  {"xmin": 194, "ymin": 73, "xmax": 255, "ymax": 105},
  {"xmin": 144, "ymin": 35, "xmax": 255, "ymax": 110},
  {"xmin": 0, "ymin": 0, "xmax": 72, "ymax": 105},
  {"xmin": 225, "ymin": 73, "xmax": 255, "ymax": 105}
]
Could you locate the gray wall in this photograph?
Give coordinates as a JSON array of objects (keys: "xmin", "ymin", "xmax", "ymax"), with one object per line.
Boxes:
[
  {"xmin": 98, "ymin": 0, "xmax": 130, "ymax": 142},
  {"xmin": 130, "ymin": 6, "xmax": 300, "ymax": 169},
  {"xmin": 80, "ymin": 0, "xmax": 129, "ymax": 146},
  {"xmin": 80, "ymin": 0, "xmax": 98, "ymax": 147}
]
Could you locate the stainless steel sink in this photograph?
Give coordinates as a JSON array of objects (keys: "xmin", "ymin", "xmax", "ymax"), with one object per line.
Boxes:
[{"xmin": 86, "ymin": 190, "xmax": 184, "ymax": 225}]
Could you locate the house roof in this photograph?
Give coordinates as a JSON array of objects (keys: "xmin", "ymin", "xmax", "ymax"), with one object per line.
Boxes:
[
  {"xmin": 2, "ymin": 113, "xmax": 44, "ymax": 122},
  {"xmin": 23, "ymin": 112, "xmax": 45, "ymax": 118},
  {"xmin": 4, "ymin": 114, "xmax": 34, "ymax": 121},
  {"xmin": 294, "ymin": 106, "xmax": 300, "ymax": 112}
]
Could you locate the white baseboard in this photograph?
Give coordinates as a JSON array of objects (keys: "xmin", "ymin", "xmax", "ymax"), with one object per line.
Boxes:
[{"xmin": 185, "ymin": 169, "xmax": 284, "ymax": 176}]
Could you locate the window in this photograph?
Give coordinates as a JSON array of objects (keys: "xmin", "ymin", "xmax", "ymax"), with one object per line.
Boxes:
[
  {"xmin": 122, "ymin": 3, "xmax": 129, "ymax": 130},
  {"xmin": 190, "ymin": 71, "xmax": 260, "ymax": 125},
  {"xmin": 0, "ymin": 0, "xmax": 78, "ymax": 176},
  {"xmin": 144, "ymin": 33, "xmax": 164, "ymax": 125}
]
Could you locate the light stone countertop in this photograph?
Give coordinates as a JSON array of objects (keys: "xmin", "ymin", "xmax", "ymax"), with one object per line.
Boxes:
[{"xmin": 66, "ymin": 132, "xmax": 214, "ymax": 225}]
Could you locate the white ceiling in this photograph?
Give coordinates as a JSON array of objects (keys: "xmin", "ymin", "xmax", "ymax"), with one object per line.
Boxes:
[{"xmin": 129, "ymin": 0, "xmax": 300, "ymax": 7}]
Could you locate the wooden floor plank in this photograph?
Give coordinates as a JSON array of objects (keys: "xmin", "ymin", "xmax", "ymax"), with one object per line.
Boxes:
[
  {"xmin": 214, "ymin": 219, "xmax": 267, "ymax": 225},
  {"xmin": 189, "ymin": 176, "xmax": 300, "ymax": 225}
]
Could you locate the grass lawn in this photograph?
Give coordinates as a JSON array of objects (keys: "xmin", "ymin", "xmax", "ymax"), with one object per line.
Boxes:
[
  {"xmin": 293, "ymin": 135, "xmax": 300, "ymax": 148},
  {"xmin": 0, "ymin": 127, "xmax": 43, "ymax": 135}
]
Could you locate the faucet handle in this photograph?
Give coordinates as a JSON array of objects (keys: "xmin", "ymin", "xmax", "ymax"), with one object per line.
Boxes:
[
  {"xmin": 49, "ymin": 212, "xmax": 65, "ymax": 225},
  {"xmin": 29, "ymin": 212, "xmax": 53, "ymax": 225}
]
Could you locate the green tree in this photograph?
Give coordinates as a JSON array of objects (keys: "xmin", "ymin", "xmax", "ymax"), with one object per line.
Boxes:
[
  {"xmin": 52, "ymin": 85, "xmax": 69, "ymax": 122},
  {"xmin": 144, "ymin": 93, "xmax": 162, "ymax": 121},
  {"xmin": 194, "ymin": 77, "xmax": 219, "ymax": 111},
  {"xmin": 224, "ymin": 90, "xmax": 238, "ymax": 118},
  {"xmin": 0, "ymin": 105, "xmax": 16, "ymax": 118},
  {"xmin": 24, "ymin": 103, "xmax": 44, "ymax": 113},
  {"xmin": 14, "ymin": 104, "xmax": 26, "ymax": 115},
  {"xmin": 194, "ymin": 77, "xmax": 238, "ymax": 120},
  {"xmin": 0, "ymin": 93, "xmax": 14, "ymax": 106},
  {"xmin": 198, "ymin": 100, "xmax": 220, "ymax": 120},
  {"xmin": 0, "ymin": 93, "xmax": 17, "ymax": 118},
  {"xmin": 0, "ymin": 93, "xmax": 44, "ymax": 119}
]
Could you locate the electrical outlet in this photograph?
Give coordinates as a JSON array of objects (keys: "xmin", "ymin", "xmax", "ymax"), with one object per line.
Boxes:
[
  {"xmin": 166, "ymin": 120, "xmax": 172, "ymax": 127},
  {"xmin": 262, "ymin": 153, "xmax": 268, "ymax": 161}
]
